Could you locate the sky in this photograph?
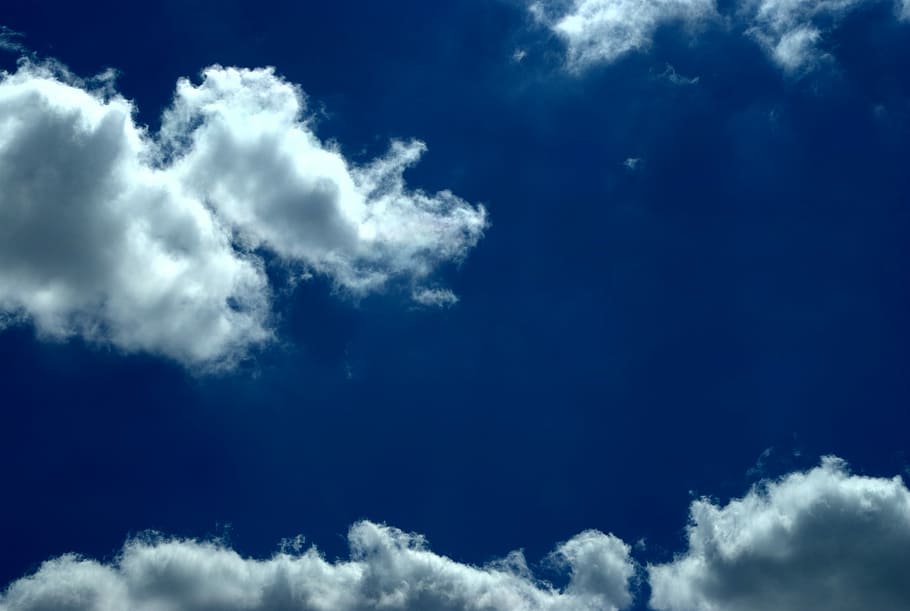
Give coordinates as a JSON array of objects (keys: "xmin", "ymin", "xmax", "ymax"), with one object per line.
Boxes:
[{"xmin": 1, "ymin": 1, "xmax": 910, "ymax": 609}]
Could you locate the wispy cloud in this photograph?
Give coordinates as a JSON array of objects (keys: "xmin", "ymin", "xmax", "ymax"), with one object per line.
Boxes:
[
  {"xmin": 532, "ymin": 0, "xmax": 908, "ymax": 74},
  {"xmin": 623, "ymin": 157, "xmax": 642, "ymax": 170},
  {"xmin": 743, "ymin": 0, "xmax": 868, "ymax": 72},
  {"xmin": 530, "ymin": 0, "xmax": 717, "ymax": 72},
  {"xmin": 658, "ymin": 63, "xmax": 699, "ymax": 85},
  {"xmin": 0, "ymin": 26, "xmax": 25, "ymax": 53},
  {"xmin": 412, "ymin": 287, "xmax": 460, "ymax": 308}
]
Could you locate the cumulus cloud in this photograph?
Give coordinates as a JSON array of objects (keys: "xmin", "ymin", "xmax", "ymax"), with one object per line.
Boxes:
[
  {"xmin": 649, "ymin": 456, "xmax": 910, "ymax": 611},
  {"xmin": 529, "ymin": 0, "xmax": 717, "ymax": 71},
  {"xmin": 160, "ymin": 67, "xmax": 487, "ymax": 294},
  {"xmin": 742, "ymin": 0, "xmax": 868, "ymax": 72},
  {"xmin": 901, "ymin": 0, "xmax": 910, "ymax": 20},
  {"xmin": 0, "ymin": 521, "xmax": 636, "ymax": 611},
  {"xmin": 6, "ymin": 460, "xmax": 910, "ymax": 610},
  {"xmin": 0, "ymin": 64, "xmax": 271, "ymax": 368},
  {"xmin": 0, "ymin": 63, "xmax": 487, "ymax": 368}
]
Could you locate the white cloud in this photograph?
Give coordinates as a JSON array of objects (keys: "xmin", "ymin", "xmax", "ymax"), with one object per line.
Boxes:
[
  {"xmin": 7, "ymin": 460, "xmax": 910, "ymax": 610},
  {"xmin": 0, "ymin": 63, "xmax": 271, "ymax": 369},
  {"xmin": 742, "ymin": 0, "xmax": 869, "ymax": 72},
  {"xmin": 649, "ymin": 457, "xmax": 910, "ymax": 611},
  {"xmin": 161, "ymin": 67, "xmax": 488, "ymax": 294},
  {"xmin": 412, "ymin": 287, "xmax": 459, "ymax": 308},
  {"xmin": 0, "ymin": 521, "xmax": 636, "ymax": 611},
  {"xmin": 533, "ymin": 0, "xmax": 909, "ymax": 73},
  {"xmin": 0, "ymin": 63, "xmax": 486, "ymax": 368},
  {"xmin": 530, "ymin": 0, "xmax": 717, "ymax": 71}
]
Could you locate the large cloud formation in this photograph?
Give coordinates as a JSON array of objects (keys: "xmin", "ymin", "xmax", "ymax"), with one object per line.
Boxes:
[
  {"xmin": 0, "ymin": 521, "xmax": 635, "ymax": 611},
  {"xmin": 649, "ymin": 457, "xmax": 910, "ymax": 611},
  {"xmin": 533, "ymin": 0, "xmax": 909, "ymax": 72},
  {"xmin": 0, "ymin": 63, "xmax": 487, "ymax": 368}
]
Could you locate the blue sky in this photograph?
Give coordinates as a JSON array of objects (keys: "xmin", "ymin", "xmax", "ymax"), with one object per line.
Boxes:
[{"xmin": 1, "ymin": 1, "xmax": 910, "ymax": 609}]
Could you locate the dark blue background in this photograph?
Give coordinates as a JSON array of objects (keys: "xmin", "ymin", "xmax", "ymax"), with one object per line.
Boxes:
[{"xmin": 2, "ymin": 1, "xmax": 909, "ymax": 606}]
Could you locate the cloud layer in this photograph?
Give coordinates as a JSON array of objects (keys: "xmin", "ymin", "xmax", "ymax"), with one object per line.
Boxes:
[
  {"xmin": 0, "ymin": 63, "xmax": 487, "ymax": 368},
  {"xmin": 649, "ymin": 457, "xmax": 910, "ymax": 611},
  {"xmin": 0, "ymin": 521, "xmax": 635, "ymax": 611},
  {"xmin": 4, "ymin": 459, "xmax": 910, "ymax": 610}
]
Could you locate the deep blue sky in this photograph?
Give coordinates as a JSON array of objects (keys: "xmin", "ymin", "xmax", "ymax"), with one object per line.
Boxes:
[{"xmin": 2, "ymin": 0, "xmax": 909, "ymax": 607}]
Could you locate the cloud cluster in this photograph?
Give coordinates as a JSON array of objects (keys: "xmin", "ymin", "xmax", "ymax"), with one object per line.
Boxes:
[
  {"xmin": 0, "ymin": 63, "xmax": 487, "ymax": 368},
  {"xmin": 4, "ymin": 459, "xmax": 910, "ymax": 610},
  {"xmin": 649, "ymin": 457, "xmax": 910, "ymax": 611},
  {"xmin": 0, "ymin": 521, "xmax": 635, "ymax": 611},
  {"xmin": 531, "ymin": 0, "xmax": 716, "ymax": 71},
  {"xmin": 533, "ymin": 0, "xmax": 909, "ymax": 72}
]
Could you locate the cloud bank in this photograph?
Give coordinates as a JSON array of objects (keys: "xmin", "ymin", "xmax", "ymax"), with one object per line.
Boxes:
[
  {"xmin": 0, "ymin": 521, "xmax": 635, "ymax": 611},
  {"xmin": 4, "ymin": 459, "xmax": 910, "ymax": 610},
  {"xmin": 0, "ymin": 63, "xmax": 487, "ymax": 368},
  {"xmin": 649, "ymin": 457, "xmax": 910, "ymax": 611}
]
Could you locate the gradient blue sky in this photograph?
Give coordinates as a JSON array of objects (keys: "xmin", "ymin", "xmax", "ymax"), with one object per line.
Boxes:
[{"xmin": 2, "ymin": 1, "xmax": 910, "ymax": 609}]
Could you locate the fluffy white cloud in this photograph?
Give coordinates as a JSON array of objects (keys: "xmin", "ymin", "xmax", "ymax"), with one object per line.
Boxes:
[
  {"xmin": 649, "ymin": 457, "xmax": 910, "ymax": 611},
  {"xmin": 0, "ymin": 521, "xmax": 635, "ymax": 611},
  {"xmin": 529, "ymin": 0, "xmax": 717, "ymax": 71},
  {"xmin": 0, "ymin": 64, "xmax": 271, "ymax": 368},
  {"xmin": 901, "ymin": 0, "xmax": 910, "ymax": 20},
  {"xmin": 6, "ymin": 460, "xmax": 910, "ymax": 610},
  {"xmin": 742, "ymin": 0, "xmax": 867, "ymax": 71},
  {"xmin": 0, "ymin": 63, "xmax": 486, "ymax": 368},
  {"xmin": 160, "ymin": 67, "xmax": 487, "ymax": 294}
]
